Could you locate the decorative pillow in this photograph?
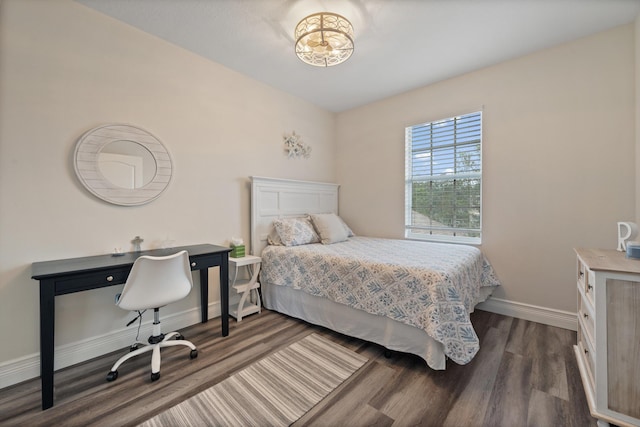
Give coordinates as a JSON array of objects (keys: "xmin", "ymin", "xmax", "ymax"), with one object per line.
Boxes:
[
  {"xmin": 272, "ymin": 217, "xmax": 320, "ymax": 246},
  {"xmin": 310, "ymin": 213, "xmax": 350, "ymax": 244},
  {"xmin": 266, "ymin": 227, "xmax": 283, "ymax": 246},
  {"xmin": 337, "ymin": 216, "xmax": 355, "ymax": 237}
]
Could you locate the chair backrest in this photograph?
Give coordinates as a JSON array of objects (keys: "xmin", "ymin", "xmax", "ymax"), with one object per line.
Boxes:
[{"xmin": 117, "ymin": 250, "xmax": 193, "ymax": 311}]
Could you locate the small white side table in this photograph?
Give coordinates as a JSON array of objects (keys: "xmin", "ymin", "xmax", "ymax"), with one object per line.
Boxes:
[{"xmin": 229, "ymin": 255, "xmax": 261, "ymax": 321}]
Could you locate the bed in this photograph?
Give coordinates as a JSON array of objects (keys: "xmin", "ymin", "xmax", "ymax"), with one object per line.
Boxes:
[{"xmin": 250, "ymin": 176, "xmax": 500, "ymax": 369}]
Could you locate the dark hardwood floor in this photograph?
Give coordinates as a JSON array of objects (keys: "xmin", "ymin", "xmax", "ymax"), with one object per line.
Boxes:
[{"xmin": 0, "ymin": 309, "xmax": 596, "ymax": 427}]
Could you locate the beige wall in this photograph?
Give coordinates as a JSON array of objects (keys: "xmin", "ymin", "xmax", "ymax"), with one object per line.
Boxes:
[
  {"xmin": 0, "ymin": 0, "xmax": 335, "ymax": 365},
  {"xmin": 336, "ymin": 24, "xmax": 636, "ymax": 313},
  {"xmin": 0, "ymin": 0, "xmax": 636, "ymax": 378}
]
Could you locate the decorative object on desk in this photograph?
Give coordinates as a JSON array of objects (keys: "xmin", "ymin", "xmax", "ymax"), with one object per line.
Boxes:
[
  {"xmin": 73, "ymin": 124, "xmax": 173, "ymax": 206},
  {"xmin": 626, "ymin": 241, "xmax": 640, "ymax": 259},
  {"xmin": 112, "ymin": 248, "xmax": 125, "ymax": 257},
  {"xmin": 230, "ymin": 237, "xmax": 245, "ymax": 258},
  {"xmin": 617, "ymin": 221, "xmax": 638, "ymax": 251},
  {"xmin": 138, "ymin": 334, "xmax": 367, "ymax": 427},
  {"xmin": 132, "ymin": 235, "xmax": 144, "ymax": 252},
  {"xmin": 283, "ymin": 131, "xmax": 311, "ymax": 159}
]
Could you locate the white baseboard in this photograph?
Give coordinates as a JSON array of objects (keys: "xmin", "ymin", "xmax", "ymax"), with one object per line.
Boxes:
[
  {"xmin": 476, "ymin": 297, "xmax": 577, "ymax": 331},
  {"xmin": 0, "ymin": 301, "xmax": 224, "ymax": 390}
]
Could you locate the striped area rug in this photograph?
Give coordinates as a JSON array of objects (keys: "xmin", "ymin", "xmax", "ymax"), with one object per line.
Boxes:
[{"xmin": 138, "ymin": 334, "xmax": 368, "ymax": 427}]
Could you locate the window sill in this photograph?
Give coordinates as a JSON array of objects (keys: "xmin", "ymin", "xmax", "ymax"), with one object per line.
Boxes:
[{"xmin": 405, "ymin": 233, "xmax": 481, "ymax": 246}]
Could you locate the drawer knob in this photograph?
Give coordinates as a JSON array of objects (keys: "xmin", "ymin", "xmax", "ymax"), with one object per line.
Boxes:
[
  {"xmin": 587, "ymin": 285, "xmax": 593, "ymax": 290},
  {"xmin": 584, "ymin": 348, "xmax": 589, "ymax": 355},
  {"xmin": 191, "ymin": 262, "xmax": 196, "ymax": 267},
  {"xmin": 583, "ymin": 313, "xmax": 589, "ymax": 319},
  {"xmin": 106, "ymin": 276, "xmax": 114, "ymax": 282}
]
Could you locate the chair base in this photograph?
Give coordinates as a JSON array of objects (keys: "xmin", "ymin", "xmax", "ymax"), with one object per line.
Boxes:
[{"xmin": 107, "ymin": 331, "xmax": 197, "ymax": 382}]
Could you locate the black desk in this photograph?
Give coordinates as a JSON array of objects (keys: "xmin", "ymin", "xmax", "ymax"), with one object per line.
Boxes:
[{"xmin": 31, "ymin": 243, "xmax": 230, "ymax": 410}]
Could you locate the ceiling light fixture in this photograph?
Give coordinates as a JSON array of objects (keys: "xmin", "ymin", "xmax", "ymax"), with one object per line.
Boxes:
[{"xmin": 294, "ymin": 12, "xmax": 354, "ymax": 67}]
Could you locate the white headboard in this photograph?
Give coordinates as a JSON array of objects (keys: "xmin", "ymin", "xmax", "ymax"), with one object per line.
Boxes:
[{"xmin": 250, "ymin": 176, "xmax": 339, "ymax": 256}]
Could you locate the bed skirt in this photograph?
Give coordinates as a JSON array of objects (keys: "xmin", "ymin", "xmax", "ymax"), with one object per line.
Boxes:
[
  {"xmin": 262, "ymin": 282, "xmax": 494, "ymax": 370},
  {"xmin": 263, "ymin": 281, "xmax": 445, "ymax": 368}
]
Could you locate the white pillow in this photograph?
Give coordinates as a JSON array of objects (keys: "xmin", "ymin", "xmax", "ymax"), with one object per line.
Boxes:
[
  {"xmin": 272, "ymin": 217, "xmax": 320, "ymax": 246},
  {"xmin": 338, "ymin": 216, "xmax": 355, "ymax": 237},
  {"xmin": 310, "ymin": 213, "xmax": 349, "ymax": 244},
  {"xmin": 266, "ymin": 227, "xmax": 283, "ymax": 246}
]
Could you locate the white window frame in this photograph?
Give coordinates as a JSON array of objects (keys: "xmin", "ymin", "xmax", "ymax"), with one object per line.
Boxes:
[{"xmin": 404, "ymin": 111, "xmax": 482, "ymax": 245}]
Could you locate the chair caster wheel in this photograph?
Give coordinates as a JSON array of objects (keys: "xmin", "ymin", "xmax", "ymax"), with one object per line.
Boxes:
[
  {"xmin": 106, "ymin": 370, "xmax": 118, "ymax": 382},
  {"xmin": 175, "ymin": 334, "xmax": 184, "ymax": 341},
  {"xmin": 151, "ymin": 372, "xmax": 160, "ymax": 381},
  {"xmin": 129, "ymin": 344, "xmax": 139, "ymax": 352},
  {"xmin": 190, "ymin": 349, "xmax": 198, "ymax": 359}
]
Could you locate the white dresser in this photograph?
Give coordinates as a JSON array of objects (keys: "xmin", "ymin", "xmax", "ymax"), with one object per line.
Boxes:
[{"xmin": 574, "ymin": 248, "xmax": 640, "ymax": 427}]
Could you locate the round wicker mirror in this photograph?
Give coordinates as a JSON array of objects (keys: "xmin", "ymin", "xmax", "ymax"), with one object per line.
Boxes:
[{"xmin": 74, "ymin": 124, "xmax": 172, "ymax": 206}]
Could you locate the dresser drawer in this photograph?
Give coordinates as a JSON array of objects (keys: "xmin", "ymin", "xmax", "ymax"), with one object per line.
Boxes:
[
  {"xmin": 578, "ymin": 294, "xmax": 595, "ymax": 346},
  {"xmin": 577, "ymin": 257, "xmax": 596, "ymax": 305},
  {"xmin": 577, "ymin": 258, "xmax": 586, "ymax": 286},
  {"xmin": 584, "ymin": 269, "xmax": 596, "ymax": 306},
  {"xmin": 577, "ymin": 328, "xmax": 596, "ymax": 390}
]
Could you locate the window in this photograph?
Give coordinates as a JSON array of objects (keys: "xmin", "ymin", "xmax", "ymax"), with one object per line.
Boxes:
[{"xmin": 405, "ymin": 111, "xmax": 482, "ymax": 244}]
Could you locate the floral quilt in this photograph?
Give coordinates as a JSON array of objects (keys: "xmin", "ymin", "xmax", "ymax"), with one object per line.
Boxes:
[{"xmin": 261, "ymin": 236, "xmax": 500, "ymax": 365}]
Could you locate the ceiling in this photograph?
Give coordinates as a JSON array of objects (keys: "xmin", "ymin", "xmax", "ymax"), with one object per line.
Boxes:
[{"xmin": 76, "ymin": 0, "xmax": 640, "ymax": 113}]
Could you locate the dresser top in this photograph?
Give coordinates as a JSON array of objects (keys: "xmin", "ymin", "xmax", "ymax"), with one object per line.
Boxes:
[{"xmin": 575, "ymin": 247, "xmax": 640, "ymax": 274}]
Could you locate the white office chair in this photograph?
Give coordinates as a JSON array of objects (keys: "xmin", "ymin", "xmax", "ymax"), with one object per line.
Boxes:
[{"xmin": 106, "ymin": 250, "xmax": 197, "ymax": 382}]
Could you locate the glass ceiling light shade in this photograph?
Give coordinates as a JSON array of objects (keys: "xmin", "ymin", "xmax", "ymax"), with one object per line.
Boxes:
[{"xmin": 294, "ymin": 12, "xmax": 354, "ymax": 67}]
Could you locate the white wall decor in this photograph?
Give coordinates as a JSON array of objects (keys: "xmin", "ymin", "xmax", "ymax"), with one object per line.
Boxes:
[
  {"xmin": 283, "ymin": 131, "xmax": 311, "ymax": 159},
  {"xmin": 617, "ymin": 221, "xmax": 638, "ymax": 251}
]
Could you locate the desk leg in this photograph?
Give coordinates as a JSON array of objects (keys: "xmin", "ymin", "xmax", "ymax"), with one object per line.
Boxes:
[
  {"xmin": 200, "ymin": 269, "xmax": 208, "ymax": 323},
  {"xmin": 198, "ymin": 259, "xmax": 229, "ymax": 337},
  {"xmin": 39, "ymin": 280, "xmax": 55, "ymax": 410},
  {"xmin": 220, "ymin": 256, "xmax": 229, "ymax": 337}
]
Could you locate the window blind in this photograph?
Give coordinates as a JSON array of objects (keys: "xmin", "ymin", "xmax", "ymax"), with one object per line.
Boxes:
[{"xmin": 405, "ymin": 111, "xmax": 482, "ymax": 243}]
